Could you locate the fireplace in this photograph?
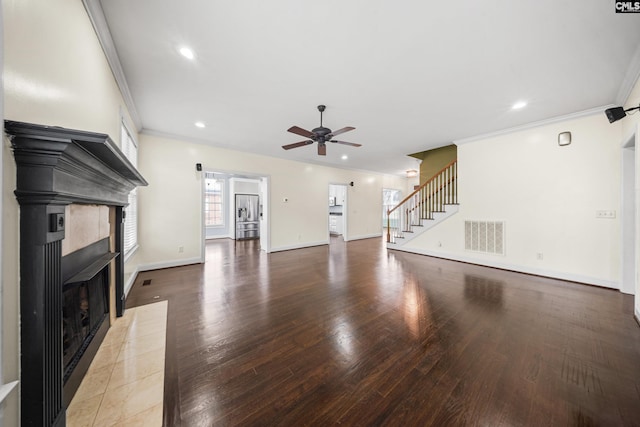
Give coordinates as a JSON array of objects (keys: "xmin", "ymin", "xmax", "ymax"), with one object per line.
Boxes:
[
  {"xmin": 5, "ymin": 121, "xmax": 147, "ymax": 427},
  {"xmin": 61, "ymin": 236, "xmax": 117, "ymax": 405},
  {"xmin": 63, "ymin": 268, "xmax": 108, "ymax": 376}
]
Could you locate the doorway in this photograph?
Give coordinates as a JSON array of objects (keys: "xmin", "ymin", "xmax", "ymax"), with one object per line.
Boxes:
[
  {"xmin": 622, "ymin": 133, "xmax": 636, "ymax": 295},
  {"xmin": 329, "ymin": 184, "xmax": 348, "ymax": 242},
  {"xmin": 200, "ymin": 169, "xmax": 270, "ymax": 260}
]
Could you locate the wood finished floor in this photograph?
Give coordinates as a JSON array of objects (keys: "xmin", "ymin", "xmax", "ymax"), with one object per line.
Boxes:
[{"xmin": 126, "ymin": 237, "xmax": 640, "ymax": 426}]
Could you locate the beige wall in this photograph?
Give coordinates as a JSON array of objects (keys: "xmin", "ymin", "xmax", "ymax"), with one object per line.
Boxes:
[
  {"xmin": 3, "ymin": 2, "xmax": 135, "ymax": 137},
  {"xmin": 621, "ymin": 75, "xmax": 640, "ymax": 319},
  {"xmin": 403, "ymin": 112, "xmax": 624, "ymax": 288},
  {"xmin": 133, "ymin": 133, "xmax": 408, "ymax": 269}
]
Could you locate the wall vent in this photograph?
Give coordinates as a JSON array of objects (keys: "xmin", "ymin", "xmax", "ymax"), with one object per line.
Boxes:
[{"xmin": 465, "ymin": 221, "xmax": 505, "ymax": 255}]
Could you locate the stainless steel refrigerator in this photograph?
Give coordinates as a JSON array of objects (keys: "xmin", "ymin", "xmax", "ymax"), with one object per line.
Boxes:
[{"xmin": 235, "ymin": 194, "xmax": 260, "ymax": 240}]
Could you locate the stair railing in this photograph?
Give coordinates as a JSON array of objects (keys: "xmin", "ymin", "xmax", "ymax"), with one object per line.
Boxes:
[{"xmin": 387, "ymin": 160, "xmax": 457, "ymax": 243}]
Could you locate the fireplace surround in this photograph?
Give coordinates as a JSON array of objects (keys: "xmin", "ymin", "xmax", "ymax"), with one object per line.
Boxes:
[{"xmin": 5, "ymin": 121, "xmax": 147, "ymax": 427}]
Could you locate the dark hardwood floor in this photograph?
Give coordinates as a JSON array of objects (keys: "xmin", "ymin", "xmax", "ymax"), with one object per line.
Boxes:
[{"xmin": 126, "ymin": 236, "xmax": 640, "ymax": 426}]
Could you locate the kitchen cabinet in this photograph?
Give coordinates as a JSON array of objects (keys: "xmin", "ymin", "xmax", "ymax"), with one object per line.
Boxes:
[
  {"xmin": 329, "ymin": 214, "xmax": 343, "ymax": 235},
  {"xmin": 329, "ymin": 185, "xmax": 345, "ymax": 206},
  {"xmin": 337, "ymin": 186, "xmax": 346, "ymax": 206}
]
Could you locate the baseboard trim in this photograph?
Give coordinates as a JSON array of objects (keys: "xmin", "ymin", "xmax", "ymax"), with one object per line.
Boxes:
[
  {"xmin": 139, "ymin": 257, "xmax": 203, "ymax": 272},
  {"xmin": 124, "ymin": 257, "xmax": 202, "ymax": 297},
  {"xmin": 123, "ymin": 266, "xmax": 139, "ymax": 298},
  {"xmin": 344, "ymin": 233, "xmax": 382, "ymax": 242},
  {"xmin": 270, "ymin": 240, "xmax": 329, "ymax": 252},
  {"xmin": 388, "ymin": 245, "xmax": 619, "ymax": 290}
]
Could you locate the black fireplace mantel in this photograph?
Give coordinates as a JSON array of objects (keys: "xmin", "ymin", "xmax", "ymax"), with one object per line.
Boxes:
[
  {"xmin": 4, "ymin": 120, "xmax": 148, "ymax": 427},
  {"xmin": 6, "ymin": 120, "xmax": 147, "ymax": 206}
]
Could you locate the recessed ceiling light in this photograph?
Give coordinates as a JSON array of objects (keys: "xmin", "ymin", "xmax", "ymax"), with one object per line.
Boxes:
[
  {"xmin": 195, "ymin": 121, "xmax": 205, "ymax": 128},
  {"xmin": 179, "ymin": 46, "xmax": 195, "ymax": 60},
  {"xmin": 512, "ymin": 100, "xmax": 527, "ymax": 110},
  {"xmin": 341, "ymin": 155, "xmax": 348, "ymax": 160}
]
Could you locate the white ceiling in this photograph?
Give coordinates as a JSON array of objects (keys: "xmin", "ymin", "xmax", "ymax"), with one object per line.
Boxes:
[{"xmin": 96, "ymin": 0, "xmax": 640, "ymax": 176}]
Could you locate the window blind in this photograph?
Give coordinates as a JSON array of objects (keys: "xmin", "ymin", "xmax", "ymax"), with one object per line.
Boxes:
[{"xmin": 121, "ymin": 123, "xmax": 138, "ymax": 255}]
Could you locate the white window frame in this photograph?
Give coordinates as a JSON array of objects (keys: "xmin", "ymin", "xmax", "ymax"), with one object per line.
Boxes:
[
  {"xmin": 204, "ymin": 172, "xmax": 225, "ymax": 228},
  {"xmin": 121, "ymin": 121, "xmax": 139, "ymax": 259},
  {"xmin": 382, "ymin": 188, "xmax": 402, "ymax": 225}
]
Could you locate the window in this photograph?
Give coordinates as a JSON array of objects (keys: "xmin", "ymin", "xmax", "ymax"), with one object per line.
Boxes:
[
  {"xmin": 382, "ymin": 188, "xmax": 401, "ymax": 228},
  {"xmin": 121, "ymin": 123, "xmax": 138, "ymax": 255},
  {"xmin": 204, "ymin": 172, "xmax": 224, "ymax": 227}
]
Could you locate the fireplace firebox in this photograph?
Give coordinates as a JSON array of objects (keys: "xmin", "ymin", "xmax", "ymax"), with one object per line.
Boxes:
[
  {"xmin": 5, "ymin": 121, "xmax": 147, "ymax": 427},
  {"xmin": 61, "ymin": 236, "xmax": 118, "ymax": 403},
  {"xmin": 63, "ymin": 270, "xmax": 108, "ymax": 378}
]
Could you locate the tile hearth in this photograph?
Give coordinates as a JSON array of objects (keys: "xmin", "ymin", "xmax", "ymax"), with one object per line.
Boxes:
[{"xmin": 66, "ymin": 301, "xmax": 167, "ymax": 427}]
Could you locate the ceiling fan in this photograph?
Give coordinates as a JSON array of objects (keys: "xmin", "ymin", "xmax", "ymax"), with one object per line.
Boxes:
[{"xmin": 282, "ymin": 105, "xmax": 361, "ymax": 156}]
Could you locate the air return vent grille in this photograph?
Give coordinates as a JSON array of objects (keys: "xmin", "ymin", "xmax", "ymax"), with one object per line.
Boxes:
[{"xmin": 465, "ymin": 221, "xmax": 505, "ymax": 255}]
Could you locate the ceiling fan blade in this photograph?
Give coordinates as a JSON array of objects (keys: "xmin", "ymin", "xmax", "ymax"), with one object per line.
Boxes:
[
  {"xmin": 282, "ymin": 140, "xmax": 313, "ymax": 150},
  {"xmin": 287, "ymin": 126, "xmax": 315, "ymax": 139},
  {"xmin": 328, "ymin": 126, "xmax": 355, "ymax": 138},
  {"xmin": 318, "ymin": 143, "xmax": 326, "ymax": 156},
  {"xmin": 330, "ymin": 140, "xmax": 362, "ymax": 147}
]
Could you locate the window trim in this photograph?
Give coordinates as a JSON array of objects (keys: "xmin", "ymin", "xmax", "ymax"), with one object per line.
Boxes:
[
  {"xmin": 121, "ymin": 120, "xmax": 138, "ymax": 257},
  {"xmin": 204, "ymin": 173, "xmax": 225, "ymax": 228}
]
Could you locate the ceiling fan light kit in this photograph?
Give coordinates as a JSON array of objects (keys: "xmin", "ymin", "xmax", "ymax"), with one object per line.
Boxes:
[{"xmin": 283, "ymin": 105, "xmax": 361, "ymax": 156}]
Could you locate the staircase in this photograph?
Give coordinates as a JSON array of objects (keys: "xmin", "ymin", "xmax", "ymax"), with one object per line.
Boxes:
[{"xmin": 386, "ymin": 160, "xmax": 458, "ymax": 247}]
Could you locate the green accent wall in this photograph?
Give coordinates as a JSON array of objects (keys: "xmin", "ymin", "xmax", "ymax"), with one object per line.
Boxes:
[{"xmin": 410, "ymin": 145, "xmax": 457, "ymax": 184}]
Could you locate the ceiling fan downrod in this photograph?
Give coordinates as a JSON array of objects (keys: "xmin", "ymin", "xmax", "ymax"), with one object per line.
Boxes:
[{"xmin": 318, "ymin": 105, "xmax": 326, "ymax": 127}]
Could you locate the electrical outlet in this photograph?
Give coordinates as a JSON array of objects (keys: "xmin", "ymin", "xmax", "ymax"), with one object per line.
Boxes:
[
  {"xmin": 596, "ymin": 210, "xmax": 616, "ymax": 219},
  {"xmin": 178, "ymin": 246, "xmax": 184, "ymax": 253},
  {"xmin": 536, "ymin": 252, "xmax": 543, "ymax": 260}
]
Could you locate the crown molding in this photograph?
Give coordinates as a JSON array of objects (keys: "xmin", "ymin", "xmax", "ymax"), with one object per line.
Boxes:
[
  {"xmin": 82, "ymin": 0, "xmax": 142, "ymax": 131},
  {"xmin": 454, "ymin": 105, "xmax": 612, "ymax": 146},
  {"xmin": 616, "ymin": 42, "xmax": 640, "ymax": 106}
]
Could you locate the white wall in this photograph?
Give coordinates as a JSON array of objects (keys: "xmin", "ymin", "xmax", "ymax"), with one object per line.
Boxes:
[
  {"xmin": 621, "ymin": 75, "xmax": 640, "ymax": 321},
  {"xmin": 2, "ymin": 0, "xmax": 139, "ymax": 423},
  {"xmin": 233, "ymin": 179, "xmax": 260, "ymax": 194},
  {"xmin": 133, "ymin": 133, "xmax": 407, "ymax": 268},
  {"xmin": 401, "ymin": 113, "xmax": 623, "ymax": 288}
]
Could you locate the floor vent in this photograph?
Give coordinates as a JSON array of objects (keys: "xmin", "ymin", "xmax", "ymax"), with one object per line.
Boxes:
[
  {"xmin": 465, "ymin": 221, "xmax": 505, "ymax": 255},
  {"xmin": 142, "ymin": 279, "xmax": 152, "ymax": 286}
]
